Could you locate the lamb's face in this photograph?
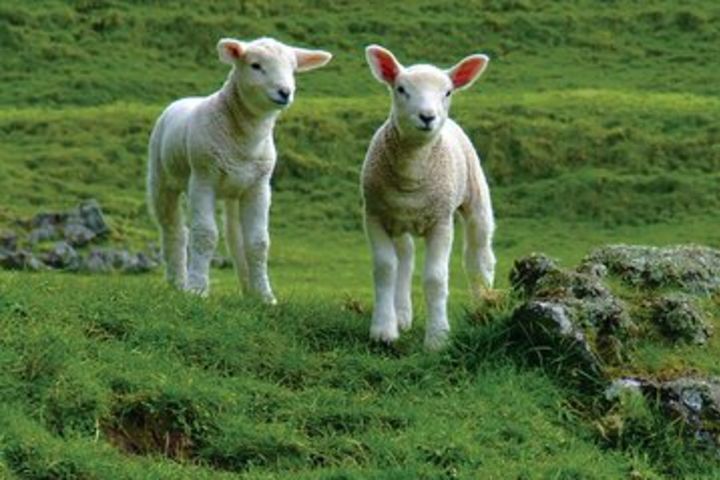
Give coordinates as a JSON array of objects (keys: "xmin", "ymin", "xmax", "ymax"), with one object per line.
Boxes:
[
  {"xmin": 392, "ymin": 66, "xmax": 453, "ymax": 136},
  {"xmin": 366, "ymin": 45, "xmax": 489, "ymax": 139},
  {"xmin": 218, "ymin": 37, "xmax": 332, "ymax": 114}
]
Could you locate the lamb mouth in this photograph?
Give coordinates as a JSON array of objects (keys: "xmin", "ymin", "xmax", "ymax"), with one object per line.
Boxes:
[
  {"xmin": 417, "ymin": 125, "xmax": 433, "ymax": 132},
  {"xmin": 270, "ymin": 97, "xmax": 290, "ymax": 106}
]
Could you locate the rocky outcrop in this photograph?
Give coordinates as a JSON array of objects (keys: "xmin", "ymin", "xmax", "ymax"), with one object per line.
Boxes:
[
  {"xmin": 582, "ymin": 244, "xmax": 720, "ymax": 294},
  {"xmin": 508, "ymin": 245, "xmax": 720, "ymax": 450},
  {"xmin": 0, "ymin": 200, "xmax": 160, "ymax": 274}
]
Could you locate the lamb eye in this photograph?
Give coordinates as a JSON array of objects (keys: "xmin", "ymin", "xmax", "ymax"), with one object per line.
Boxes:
[
  {"xmin": 445, "ymin": 90, "xmax": 452, "ymax": 97},
  {"xmin": 397, "ymin": 85, "xmax": 407, "ymax": 95},
  {"xmin": 251, "ymin": 62, "xmax": 262, "ymax": 71}
]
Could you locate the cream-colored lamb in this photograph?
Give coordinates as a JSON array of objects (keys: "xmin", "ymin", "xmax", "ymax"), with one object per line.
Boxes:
[
  {"xmin": 362, "ymin": 45, "xmax": 496, "ymax": 350},
  {"xmin": 148, "ymin": 37, "xmax": 331, "ymax": 300}
]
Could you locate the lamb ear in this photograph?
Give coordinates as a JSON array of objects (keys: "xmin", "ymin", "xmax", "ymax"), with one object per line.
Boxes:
[
  {"xmin": 294, "ymin": 48, "xmax": 332, "ymax": 72},
  {"xmin": 365, "ymin": 45, "xmax": 403, "ymax": 85},
  {"xmin": 447, "ymin": 54, "xmax": 489, "ymax": 90},
  {"xmin": 217, "ymin": 38, "xmax": 246, "ymax": 65}
]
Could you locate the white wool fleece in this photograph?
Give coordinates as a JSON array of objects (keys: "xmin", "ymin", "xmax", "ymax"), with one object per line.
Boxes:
[
  {"xmin": 147, "ymin": 37, "xmax": 332, "ymax": 300},
  {"xmin": 361, "ymin": 45, "xmax": 496, "ymax": 350}
]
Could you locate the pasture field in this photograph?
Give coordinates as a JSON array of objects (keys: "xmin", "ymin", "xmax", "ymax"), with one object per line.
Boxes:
[{"xmin": 1, "ymin": 0, "xmax": 719, "ymax": 478}]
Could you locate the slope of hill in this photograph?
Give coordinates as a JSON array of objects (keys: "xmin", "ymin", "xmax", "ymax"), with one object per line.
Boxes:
[{"xmin": 1, "ymin": 1, "xmax": 719, "ymax": 478}]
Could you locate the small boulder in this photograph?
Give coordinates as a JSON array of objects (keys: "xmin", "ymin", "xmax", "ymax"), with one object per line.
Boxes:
[
  {"xmin": 41, "ymin": 241, "xmax": 80, "ymax": 270},
  {"xmin": 29, "ymin": 224, "xmax": 60, "ymax": 244},
  {"xmin": 609, "ymin": 376, "xmax": 720, "ymax": 449},
  {"xmin": 122, "ymin": 252, "xmax": 157, "ymax": 274},
  {"xmin": 0, "ymin": 249, "xmax": 45, "ymax": 271},
  {"xmin": 0, "ymin": 231, "xmax": 18, "ymax": 251},
  {"xmin": 73, "ymin": 199, "xmax": 109, "ymax": 237},
  {"xmin": 31, "ymin": 211, "xmax": 68, "ymax": 229},
  {"xmin": 64, "ymin": 223, "xmax": 97, "ymax": 247},
  {"xmin": 82, "ymin": 248, "xmax": 114, "ymax": 273},
  {"xmin": 509, "ymin": 253, "xmax": 560, "ymax": 296},
  {"xmin": 651, "ymin": 294, "xmax": 712, "ymax": 345},
  {"xmin": 510, "ymin": 300, "xmax": 603, "ymax": 378}
]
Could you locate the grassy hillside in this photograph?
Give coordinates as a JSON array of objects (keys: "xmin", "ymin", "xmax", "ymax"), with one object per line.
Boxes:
[{"xmin": 1, "ymin": 0, "xmax": 720, "ymax": 478}]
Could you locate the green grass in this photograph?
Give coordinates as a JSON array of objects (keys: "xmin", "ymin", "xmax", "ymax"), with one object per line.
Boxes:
[
  {"xmin": 1, "ymin": 272, "xmax": 662, "ymax": 479},
  {"xmin": 1, "ymin": 0, "xmax": 720, "ymax": 477}
]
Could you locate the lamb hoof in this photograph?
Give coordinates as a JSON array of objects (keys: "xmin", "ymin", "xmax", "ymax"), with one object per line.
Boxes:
[
  {"xmin": 424, "ymin": 329, "xmax": 449, "ymax": 351},
  {"xmin": 262, "ymin": 294, "xmax": 278, "ymax": 306},
  {"xmin": 370, "ymin": 323, "xmax": 399, "ymax": 344},
  {"xmin": 185, "ymin": 285, "xmax": 209, "ymax": 298}
]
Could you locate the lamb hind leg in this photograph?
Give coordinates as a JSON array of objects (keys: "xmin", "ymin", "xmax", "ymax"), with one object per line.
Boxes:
[
  {"xmin": 462, "ymin": 205, "xmax": 496, "ymax": 301},
  {"xmin": 224, "ymin": 199, "xmax": 250, "ymax": 293},
  {"xmin": 366, "ymin": 216, "xmax": 399, "ymax": 343},
  {"xmin": 150, "ymin": 185, "xmax": 187, "ymax": 289}
]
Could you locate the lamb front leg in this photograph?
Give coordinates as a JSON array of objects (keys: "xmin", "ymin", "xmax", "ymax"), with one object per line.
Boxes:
[
  {"xmin": 366, "ymin": 216, "xmax": 399, "ymax": 343},
  {"xmin": 240, "ymin": 181, "xmax": 276, "ymax": 305},
  {"xmin": 393, "ymin": 233, "xmax": 414, "ymax": 332},
  {"xmin": 186, "ymin": 175, "xmax": 218, "ymax": 296},
  {"xmin": 423, "ymin": 220, "xmax": 454, "ymax": 351}
]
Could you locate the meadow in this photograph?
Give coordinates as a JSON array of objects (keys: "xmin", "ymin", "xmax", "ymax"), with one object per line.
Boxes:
[{"xmin": 1, "ymin": 0, "xmax": 719, "ymax": 478}]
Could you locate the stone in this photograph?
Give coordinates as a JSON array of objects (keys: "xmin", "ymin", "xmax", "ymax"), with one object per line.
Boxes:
[
  {"xmin": 64, "ymin": 222, "xmax": 97, "ymax": 247},
  {"xmin": 582, "ymin": 244, "xmax": 720, "ymax": 294},
  {"xmin": 0, "ymin": 249, "xmax": 45, "ymax": 271},
  {"xmin": 73, "ymin": 199, "xmax": 109, "ymax": 236},
  {"xmin": 509, "ymin": 253, "xmax": 560, "ymax": 295},
  {"xmin": 0, "ymin": 231, "xmax": 18, "ymax": 251},
  {"xmin": 29, "ymin": 224, "xmax": 60, "ymax": 244},
  {"xmin": 510, "ymin": 300, "xmax": 603, "ymax": 377},
  {"xmin": 611, "ymin": 376, "xmax": 720, "ymax": 449},
  {"xmin": 121, "ymin": 252, "xmax": 157, "ymax": 274},
  {"xmin": 651, "ymin": 293, "xmax": 712, "ymax": 345},
  {"xmin": 31, "ymin": 211, "xmax": 68, "ymax": 229},
  {"xmin": 41, "ymin": 241, "xmax": 80, "ymax": 270},
  {"xmin": 82, "ymin": 248, "xmax": 114, "ymax": 273}
]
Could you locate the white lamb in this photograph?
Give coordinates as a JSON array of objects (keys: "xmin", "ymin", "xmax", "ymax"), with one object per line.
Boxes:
[
  {"xmin": 361, "ymin": 45, "xmax": 496, "ymax": 350},
  {"xmin": 147, "ymin": 37, "xmax": 332, "ymax": 300}
]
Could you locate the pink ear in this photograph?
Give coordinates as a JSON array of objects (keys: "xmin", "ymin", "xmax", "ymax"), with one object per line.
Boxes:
[
  {"xmin": 449, "ymin": 55, "xmax": 489, "ymax": 90},
  {"xmin": 217, "ymin": 38, "xmax": 246, "ymax": 65},
  {"xmin": 224, "ymin": 42, "xmax": 243, "ymax": 60},
  {"xmin": 366, "ymin": 46, "xmax": 401, "ymax": 84}
]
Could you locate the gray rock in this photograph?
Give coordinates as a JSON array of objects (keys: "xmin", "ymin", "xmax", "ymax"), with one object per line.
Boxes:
[
  {"xmin": 0, "ymin": 249, "xmax": 45, "ymax": 271},
  {"xmin": 121, "ymin": 252, "xmax": 157, "ymax": 274},
  {"xmin": 31, "ymin": 212, "xmax": 68, "ymax": 229},
  {"xmin": 511, "ymin": 300, "xmax": 604, "ymax": 377},
  {"xmin": 612, "ymin": 376, "xmax": 720, "ymax": 449},
  {"xmin": 0, "ymin": 231, "xmax": 18, "ymax": 251},
  {"xmin": 509, "ymin": 253, "xmax": 634, "ymax": 372},
  {"xmin": 82, "ymin": 248, "xmax": 114, "ymax": 273},
  {"xmin": 582, "ymin": 244, "xmax": 720, "ymax": 294},
  {"xmin": 41, "ymin": 241, "xmax": 80, "ymax": 270},
  {"xmin": 73, "ymin": 199, "xmax": 109, "ymax": 237},
  {"xmin": 64, "ymin": 222, "xmax": 97, "ymax": 247},
  {"xmin": 509, "ymin": 253, "xmax": 560, "ymax": 296},
  {"xmin": 29, "ymin": 224, "xmax": 60, "ymax": 244},
  {"xmin": 651, "ymin": 293, "xmax": 712, "ymax": 345}
]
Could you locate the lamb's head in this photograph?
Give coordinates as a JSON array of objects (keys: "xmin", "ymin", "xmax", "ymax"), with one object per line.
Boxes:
[
  {"xmin": 218, "ymin": 37, "xmax": 332, "ymax": 114},
  {"xmin": 366, "ymin": 45, "xmax": 488, "ymax": 139}
]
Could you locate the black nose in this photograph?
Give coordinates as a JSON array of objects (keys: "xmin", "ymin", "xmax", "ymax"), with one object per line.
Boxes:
[
  {"xmin": 419, "ymin": 114, "xmax": 436, "ymax": 125},
  {"xmin": 277, "ymin": 88, "xmax": 290, "ymax": 100}
]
